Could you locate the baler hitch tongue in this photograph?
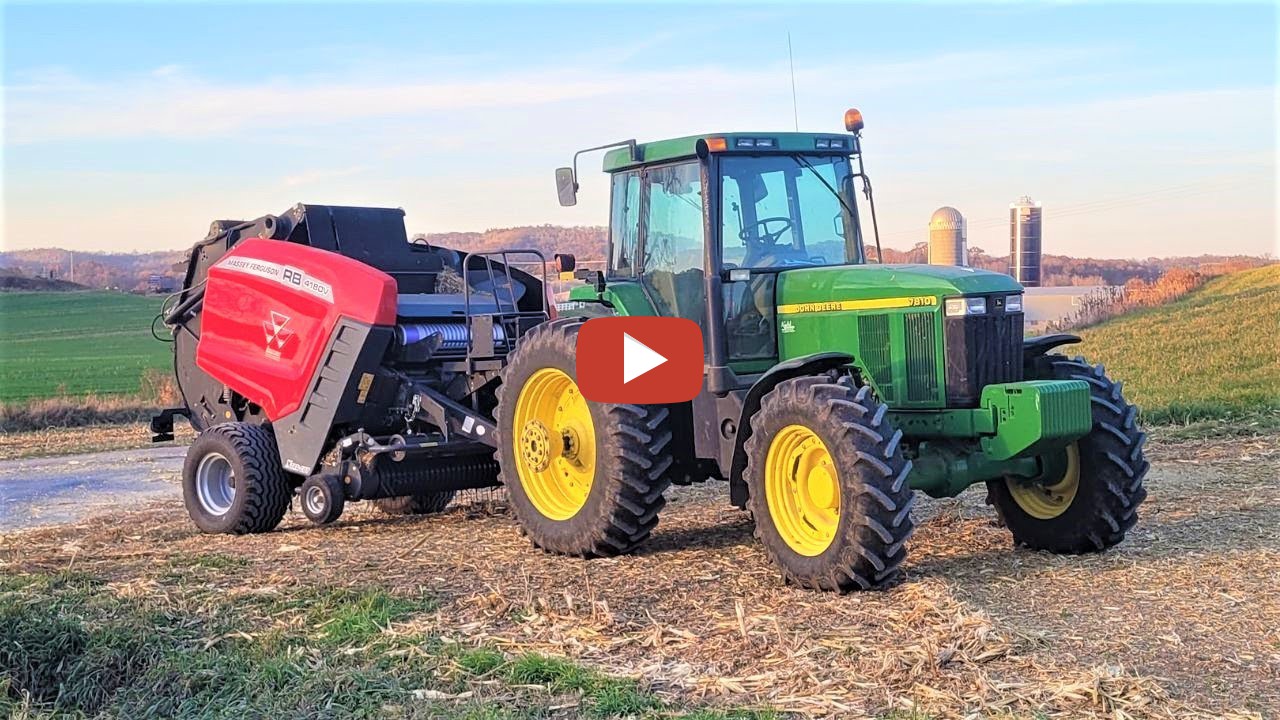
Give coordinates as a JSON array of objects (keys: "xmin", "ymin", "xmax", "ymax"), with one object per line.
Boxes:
[
  {"xmin": 149, "ymin": 407, "xmax": 190, "ymax": 442},
  {"xmin": 410, "ymin": 383, "xmax": 498, "ymax": 447}
]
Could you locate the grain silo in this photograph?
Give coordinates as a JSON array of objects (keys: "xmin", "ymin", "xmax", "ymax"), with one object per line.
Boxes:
[
  {"xmin": 1009, "ymin": 195, "xmax": 1042, "ymax": 287},
  {"xmin": 928, "ymin": 207, "xmax": 967, "ymax": 266}
]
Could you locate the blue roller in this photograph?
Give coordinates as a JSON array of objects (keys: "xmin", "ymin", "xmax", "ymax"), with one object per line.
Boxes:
[{"xmin": 397, "ymin": 322, "xmax": 507, "ymax": 350}]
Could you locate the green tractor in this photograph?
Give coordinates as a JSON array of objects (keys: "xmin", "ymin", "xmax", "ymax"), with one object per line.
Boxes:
[{"xmin": 495, "ymin": 109, "xmax": 1149, "ymax": 590}]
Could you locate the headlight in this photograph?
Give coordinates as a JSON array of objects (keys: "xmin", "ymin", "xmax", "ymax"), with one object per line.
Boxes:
[
  {"xmin": 1005, "ymin": 294, "xmax": 1023, "ymax": 313},
  {"xmin": 945, "ymin": 297, "xmax": 987, "ymax": 317}
]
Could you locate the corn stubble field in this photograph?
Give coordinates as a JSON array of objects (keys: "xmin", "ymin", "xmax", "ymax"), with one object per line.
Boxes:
[
  {"xmin": 3, "ymin": 433, "xmax": 1277, "ymax": 719},
  {"xmin": 1, "ymin": 265, "xmax": 1278, "ymax": 718}
]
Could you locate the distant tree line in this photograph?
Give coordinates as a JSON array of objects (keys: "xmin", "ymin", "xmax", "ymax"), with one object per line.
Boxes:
[{"xmin": 0, "ymin": 227, "xmax": 1270, "ymax": 294}]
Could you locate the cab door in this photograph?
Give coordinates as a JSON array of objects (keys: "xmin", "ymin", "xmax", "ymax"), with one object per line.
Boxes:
[
  {"xmin": 636, "ymin": 160, "xmax": 708, "ymax": 333},
  {"xmin": 718, "ymin": 165, "xmax": 784, "ymax": 369}
]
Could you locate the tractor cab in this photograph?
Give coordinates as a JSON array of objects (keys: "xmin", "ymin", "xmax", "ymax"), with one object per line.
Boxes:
[{"xmin": 557, "ymin": 111, "xmax": 880, "ymax": 384}]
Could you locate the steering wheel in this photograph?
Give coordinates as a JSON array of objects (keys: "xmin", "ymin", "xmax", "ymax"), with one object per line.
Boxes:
[{"xmin": 739, "ymin": 216, "xmax": 793, "ymax": 247}]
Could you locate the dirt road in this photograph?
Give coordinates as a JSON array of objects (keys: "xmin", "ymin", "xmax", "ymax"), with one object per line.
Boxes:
[
  {"xmin": 0, "ymin": 446, "xmax": 184, "ymax": 530},
  {"xmin": 3, "ymin": 434, "xmax": 1277, "ymax": 717}
]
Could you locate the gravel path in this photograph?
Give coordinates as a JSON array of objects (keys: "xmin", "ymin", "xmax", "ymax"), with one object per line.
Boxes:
[{"xmin": 0, "ymin": 446, "xmax": 186, "ymax": 531}]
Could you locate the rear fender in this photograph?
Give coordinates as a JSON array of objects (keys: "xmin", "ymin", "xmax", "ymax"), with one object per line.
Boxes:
[{"xmin": 727, "ymin": 351, "xmax": 855, "ymax": 507}]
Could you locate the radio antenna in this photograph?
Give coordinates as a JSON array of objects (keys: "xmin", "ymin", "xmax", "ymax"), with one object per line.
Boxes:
[{"xmin": 787, "ymin": 32, "xmax": 799, "ymax": 131}]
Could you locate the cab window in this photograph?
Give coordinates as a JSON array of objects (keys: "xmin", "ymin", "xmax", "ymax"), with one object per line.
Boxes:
[
  {"xmin": 720, "ymin": 154, "xmax": 861, "ymax": 270},
  {"xmin": 608, "ymin": 170, "xmax": 640, "ymax": 277}
]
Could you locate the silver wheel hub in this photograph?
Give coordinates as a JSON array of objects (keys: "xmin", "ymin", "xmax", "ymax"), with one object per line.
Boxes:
[
  {"xmin": 196, "ymin": 452, "xmax": 236, "ymax": 515},
  {"xmin": 304, "ymin": 485, "xmax": 328, "ymax": 516}
]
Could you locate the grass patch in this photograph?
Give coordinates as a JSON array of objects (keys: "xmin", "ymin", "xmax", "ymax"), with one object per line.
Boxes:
[
  {"xmin": 454, "ymin": 647, "xmax": 507, "ymax": 676},
  {"xmin": 674, "ymin": 711, "xmax": 781, "ymax": 720},
  {"xmin": 169, "ymin": 552, "xmax": 251, "ymax": 571},
  {"xmin": 0, "ymin": 571, "xmax": 755, "ymax": 718},
  {"xmin": 502, "ymin": 653, "xmax": 660, "ymax": 716},
  {"xmin": 1075, "ymin": 265, "xmax": 1280, "ymax": 426}
]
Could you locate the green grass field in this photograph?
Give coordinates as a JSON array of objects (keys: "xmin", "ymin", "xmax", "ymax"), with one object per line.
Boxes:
[
  {"xmin": 0, "ymin": 291, "xmax": 171, "ymax": 402},
  {"xmin": 1074, "ymin": 263, "xmax": 1280, "ymax": 425}
]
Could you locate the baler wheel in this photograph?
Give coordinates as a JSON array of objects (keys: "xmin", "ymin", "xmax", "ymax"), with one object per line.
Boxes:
[
  {"xmin": 300, "ymin": 475, "xmax": 345, "ymax": 526},
  {"xmin": 987, "ymin": 355, "xmax": 1149, "ymax": 552},
  {"xmin": 374, "ymin": 492, "xmax": 457, "ymax": 516},
  {"xmin": 181, "ymin": 423, "xmax": 291, "ymax": 534},
  {"xmin": 743, "ymin": 377, "xmax": 915, "ymax": 591},
  {"xmin": 496, "ymin": 320, "xmax": 674, "ymax": 557}
]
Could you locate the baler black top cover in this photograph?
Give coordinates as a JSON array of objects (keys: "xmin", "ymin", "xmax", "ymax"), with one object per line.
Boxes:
[{"xmin": 195, "ymin": 204, "xmax": 455, "ymax": 294}]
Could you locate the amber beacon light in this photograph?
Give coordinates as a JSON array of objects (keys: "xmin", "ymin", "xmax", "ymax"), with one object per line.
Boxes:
[{"xmin": 843, "ymin": 108, "xmax": 865, "ymax": 133}]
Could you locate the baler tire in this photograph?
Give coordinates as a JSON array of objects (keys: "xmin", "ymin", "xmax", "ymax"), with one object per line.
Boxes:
[
  {"xmin": 182, "ymin": 423, "xmax": 291, "ymax": 535},
  {"xmin": 743, "ymin": 377, "xmax": 915, "ymax": 592},
  {"xmin": 300, "ymin": 475, "xmax": 345, "ymax": 526},
  {"xmin": 986, "ymin": 355, "xmax": 1150, "ymax": 553},
  {"xmin": 374, "ymin": 492, "xmax": 456, "ymax": 516},
  {"xmin": 496, "ymin": 320, "xmax": 674, "ymax": 557}
]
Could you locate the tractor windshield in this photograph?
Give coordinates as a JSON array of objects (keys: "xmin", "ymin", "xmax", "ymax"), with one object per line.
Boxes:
[{"xmin": 720, "ymin": 154, "xmax": 864, "ymax": 270}]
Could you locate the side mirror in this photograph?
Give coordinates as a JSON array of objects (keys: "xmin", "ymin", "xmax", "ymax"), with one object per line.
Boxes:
[
  {"xmin": 553, "ymin": 253, "xmax": 576, "ymax": 272},
  {"xmin": 555, "ymin": 167, "xmax": 577, "ymax": 207}
]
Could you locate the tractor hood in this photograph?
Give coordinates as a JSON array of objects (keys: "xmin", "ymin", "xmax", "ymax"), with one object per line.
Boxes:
[{"xmin": 776, "ymin": 263, "xmax": 1022, "ymax": 308}]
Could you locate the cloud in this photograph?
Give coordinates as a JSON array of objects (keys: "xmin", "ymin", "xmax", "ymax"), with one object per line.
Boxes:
[
  {"xmin": 4, "ymin": 43, "xmax": 1275, "ymax": 258},
  {"xmin": 3, "ymin": 46, "xmax": 1106, "ymax": 145},
  {"xmin": 282, "ymin": 166, "xmax": 368, "ymax": 188}
]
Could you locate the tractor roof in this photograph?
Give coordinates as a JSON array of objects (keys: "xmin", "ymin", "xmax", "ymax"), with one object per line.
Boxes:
[{"xmin": 602, "ymin": 132, "xmax": 860, "ymax": 173}]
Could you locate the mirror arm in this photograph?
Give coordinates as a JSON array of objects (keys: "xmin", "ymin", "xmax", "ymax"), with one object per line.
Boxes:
[
  {"xmin": 570, "ymin": 139, "xmax": 638, "ymax": 190},
  {"xmin": 852, "ymin": 140, "xmax": 883, "ymax": 264}
]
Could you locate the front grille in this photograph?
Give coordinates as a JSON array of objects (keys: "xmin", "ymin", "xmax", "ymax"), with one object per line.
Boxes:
[
  {"xmin": 858, "ymin": 314, "xmax": 894, "ymax": 402},
  {"xmin": 904, "ymin": 312, "xmax": 938, "ymax": 402},
  {"xmin": 944, "ymin": 302, "xmax": 1023, "ymax": 406}
]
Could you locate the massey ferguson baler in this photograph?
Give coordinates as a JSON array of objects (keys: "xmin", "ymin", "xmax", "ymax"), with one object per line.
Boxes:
[{"xmin": 155, "ymin": 203, "xmax": 553, "ymax": 530}]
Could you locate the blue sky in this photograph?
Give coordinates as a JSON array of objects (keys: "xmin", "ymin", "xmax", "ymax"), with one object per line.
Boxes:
[{"xmin": 3, "ymin": 2, "xmax": 1276, "ymax": 258}]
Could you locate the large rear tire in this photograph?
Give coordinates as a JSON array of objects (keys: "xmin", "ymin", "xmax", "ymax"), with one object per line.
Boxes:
[
  {"xmin": 987, "ymin": 355, "xmax": 1149, "ymax": 552},
  {"xmin": 496, "ymin": 320, "xmax": 674, "ymax": 557},
  {"xmin": 743, "ymin": 377, "xmax": 915, "ymax": 591},
  {"xmin": 182, "ymin": 423, "xmax": 292, "ymax": 534}
]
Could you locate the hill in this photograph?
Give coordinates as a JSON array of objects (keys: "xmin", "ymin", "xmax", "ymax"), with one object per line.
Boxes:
[
  {"xmin": 0, "ymin": 291, "xmax": 171, "ymax": 402},
  {"xmin": 3, "ymin": 226, "xmax": 1270, "ymax": 293},
  {"xmin": 0, "ymin": 272, "xmax": 87, "ymax": 292},
  {"xmin": 1074, "ymin": 264, "xmax": 1280, "ymax": 424}
]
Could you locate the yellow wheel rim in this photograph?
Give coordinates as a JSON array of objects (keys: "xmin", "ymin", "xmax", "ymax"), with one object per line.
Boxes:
[
  {"xmin": 1007, "ymin": 443, "xmax": 1081, "ymax": 520},
  {"xmin": 512, "ymin": 368, "xmax": 596, "ymax": 521},
  {"xmin": 764, "ymin": 425, "xmax": 841, "ymax": 556}
]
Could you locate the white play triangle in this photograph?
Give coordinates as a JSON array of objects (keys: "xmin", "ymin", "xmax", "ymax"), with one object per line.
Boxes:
[{"xmin": 622, "ymin": 332, "xmax": 668, "ymax": 384}]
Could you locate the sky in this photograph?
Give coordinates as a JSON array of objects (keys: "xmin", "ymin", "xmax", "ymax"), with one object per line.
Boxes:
[{"xmin": 2, "ymin": 1, "xmax": 1276, "ymax": 259}]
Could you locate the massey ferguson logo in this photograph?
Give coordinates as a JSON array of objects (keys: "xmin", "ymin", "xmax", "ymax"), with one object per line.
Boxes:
[{"xmin": 262, "ymin": 311, "xmax": 295, "ymax": 358}]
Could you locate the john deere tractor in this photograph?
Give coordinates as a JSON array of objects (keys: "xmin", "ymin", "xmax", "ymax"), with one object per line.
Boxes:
[{"xmin": 494, "ymin": 108, "xmax": 1149, "ymax": 591}]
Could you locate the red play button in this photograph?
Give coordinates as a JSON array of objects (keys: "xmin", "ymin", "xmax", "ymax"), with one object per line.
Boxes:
[{"xmin": 576, "ymin": 317, "xmax": 703, "ymax": 403}]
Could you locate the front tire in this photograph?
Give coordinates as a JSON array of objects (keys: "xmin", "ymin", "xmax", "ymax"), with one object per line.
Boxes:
[
  {"xmin": 496, "ymin": 320, "xmax": 674, "ymax": 557},
  {"xmin": 743, "ymin": 377, "xmax": 915, "ymax": 591},
  {"xmin": 987, "ymin": 355, "xmax": 1150, "ymax": 552},
  {"xmin": 182, "ymin": 423, "xmax": 292, "ymax": 534}
]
